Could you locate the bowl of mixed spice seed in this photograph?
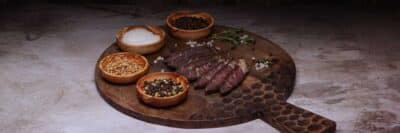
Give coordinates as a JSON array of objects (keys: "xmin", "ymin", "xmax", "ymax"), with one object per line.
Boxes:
[
  {"xmin": 99, "ymin": 52, "xmax": 149, "ymax": 84},
  {"xmin": 166, "ymin": 10, "xmax": 214, "ymax": 40},
  {"xmin": 136, "ymin": 72, "xmax": 189, "ymax": 107}
]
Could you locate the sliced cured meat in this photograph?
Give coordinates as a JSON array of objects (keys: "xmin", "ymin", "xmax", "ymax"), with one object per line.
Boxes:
[
  {"xmin": 176, "ymin": 55, "xmax": 213, "ymax": 69},
  {"xmin": 193, "ymin": 60, "xmax": 228, "ymax": 89},
  {"xmin": 204, "ymin": 61, "xmax": 236, "ymax": 94},
  {"xmin": 220, "ymin": 59, "xmax": 248, "ymax": 95},
  {"xmin": 185, "ymin": 60, "xmax": 217, "ymax": 80},
  {"xmin": 178, "ymin": 59, "xmax": 211, "ymax": 80},
  {"xmin": 165, "ymin": 47, "xmax": 207, "ymax": 63},
  {"xmin": 164, "ymin": 47, "xmax": 213, "ymax": 68}
]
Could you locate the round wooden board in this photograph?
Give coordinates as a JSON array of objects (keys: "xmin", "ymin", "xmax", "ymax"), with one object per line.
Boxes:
[{"xmin": 95, "ymin": 26, "xmax": 336, "ymax": 132}]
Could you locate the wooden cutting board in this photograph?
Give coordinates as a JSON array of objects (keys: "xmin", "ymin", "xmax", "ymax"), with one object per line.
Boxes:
[{"xmin": 95, "ymin": 25, "xmax": 336, "ymax": 133}]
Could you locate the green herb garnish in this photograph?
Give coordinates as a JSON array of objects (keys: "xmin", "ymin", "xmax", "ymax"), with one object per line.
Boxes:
[{"xmin": 212, "ymin": 28, "xmax": 255, "ymax": 49}]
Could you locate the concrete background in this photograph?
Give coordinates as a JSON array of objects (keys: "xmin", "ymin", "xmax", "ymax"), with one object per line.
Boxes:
[{"xmin": 0, "ymin": 4, "xmax": 399, "ymax": 133}]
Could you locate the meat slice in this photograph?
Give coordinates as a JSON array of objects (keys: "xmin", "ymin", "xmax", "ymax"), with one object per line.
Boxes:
[
  {"xmin": 177, "ymin": 58, "xmax": 211, "ymax": 80},
  {"xmin": 165, "ymin": 47, "xmax": 207, "ymax": 63},
  {"xmin": 204, "ymin": 61, "xmax": 236, "ymax": 94},
  {"xmin": 177, "ymin": 55, "xmax": 213, "ymax": 69},
  {"xmin": 185, "ymin": 60, "xmax": 218, "ymax": 80},
  {"xmin": 220, "ymin": 59, "xmax": 248, "ymax": 95},
  {"xmin": 164, "ymin": 47, "xmax": 213, "ymax": 68},
  {"xmin": 193, "ymin": 59, "xmax": 229, "ymax": 89}
]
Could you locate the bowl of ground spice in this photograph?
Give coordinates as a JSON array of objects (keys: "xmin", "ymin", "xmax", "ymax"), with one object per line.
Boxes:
[
  {"xmin": 166, "ymin": 10, "xmax": 214, "ymax": 40},
  {"xmin": 136, "ymin": 72, "xmax": 189, "ymax": 107},
  {"xmin": 99, "ymin": 52, "xmax": 149, "ymax": 84}
]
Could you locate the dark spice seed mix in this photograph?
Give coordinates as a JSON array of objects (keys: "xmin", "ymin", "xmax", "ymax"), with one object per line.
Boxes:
[
  {"xmin": 172, "ymin": 16, "xmax": 209, "ymax": 30},
  {"xmin": 144, "ymin": 79, "xmax": 183, "ymax": 97}
]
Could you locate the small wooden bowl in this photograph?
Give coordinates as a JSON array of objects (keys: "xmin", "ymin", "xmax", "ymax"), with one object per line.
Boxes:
[
  {"xmin": 116, "ymin": 25, "xmax": 166, "ymax": 54},
  {"xmin": 136, "ymin": 72, "xmax": 189, "ymax": 107},
  {"xmin": 166, "ymin": 10, "xmax": 214, "ymax": 40},
  {"xmin": 99, "ymin": 52, "xmax": 149, "ymax": 84}
]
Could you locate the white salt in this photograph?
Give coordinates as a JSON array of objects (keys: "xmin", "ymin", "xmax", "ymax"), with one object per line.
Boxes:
[
  {"xmin": 122, "ymin": 28, "xmax": 160, "ymax": 46},
  {"xmin": 153, "ymin": 56, "xmax": 164, "ymax": 64},
  {"xmin": 185, "ymin": 40, "xmax": 214, "ymax": 48}
]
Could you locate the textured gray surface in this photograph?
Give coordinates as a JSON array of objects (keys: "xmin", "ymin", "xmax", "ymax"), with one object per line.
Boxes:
[{"xmin": 0, "ymin": 4, "xmax": 399, "ymax": 133}]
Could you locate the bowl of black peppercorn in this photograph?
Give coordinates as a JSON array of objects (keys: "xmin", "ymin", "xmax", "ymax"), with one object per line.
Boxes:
[{"xmin": 166, "ymin": 10, "xmax": 214, "ymax": 40}]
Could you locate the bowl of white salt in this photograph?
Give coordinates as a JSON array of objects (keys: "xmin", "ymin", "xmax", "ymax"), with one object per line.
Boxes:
[{"xmin": 116, "ymin": 25, "xmax": 166, "ymax": 54}]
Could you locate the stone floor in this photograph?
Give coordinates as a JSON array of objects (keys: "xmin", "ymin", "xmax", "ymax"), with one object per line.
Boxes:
[{"xmin": 0, "ymin": 4, "xmax": 399, "ymax": 133}]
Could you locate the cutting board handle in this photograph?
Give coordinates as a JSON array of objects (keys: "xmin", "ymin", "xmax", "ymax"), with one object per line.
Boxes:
[{"xmin": 261, "ymin": 102, "xmax": 336, "ymax": 133}]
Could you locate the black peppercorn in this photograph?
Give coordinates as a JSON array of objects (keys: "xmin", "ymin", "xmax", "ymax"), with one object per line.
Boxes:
[{"xmin": 172, "ymin": 16, "xmax": 209, "ymax": 30}]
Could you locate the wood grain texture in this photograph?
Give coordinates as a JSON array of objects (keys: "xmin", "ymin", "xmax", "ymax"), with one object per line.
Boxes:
[{"xmin": 95, "ymin": 25, "xmax": 336, "ymax": 132}]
